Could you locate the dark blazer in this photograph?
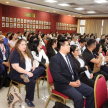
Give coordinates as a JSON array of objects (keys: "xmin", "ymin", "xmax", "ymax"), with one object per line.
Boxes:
[
  {"xmin": 71, "ymin": 56, "xmax": 92, "ymax": 75},
  {"xmin": 47, "ymin": 47, "xmax": 56, "ymax": 60},
  {"xmin": 8, "ymin": 50, "xmax": 33, "ymax": 80},
  {"xmin": 0, "ymin": 44, "xmax": 10, "ymax": 64},
  {"xmin": 49, "ymin": 52, "xmax": 79, "ymax": 91}
]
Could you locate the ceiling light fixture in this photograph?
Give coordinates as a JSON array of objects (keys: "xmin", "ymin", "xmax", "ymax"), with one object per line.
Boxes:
[
  {"xmin": 24, "ymin": 7, "xmax": 30, "ymax": 9},
  {"xmin": 94, "ymin": 0, "xmax": 108, "ymax": 3},
  {"xmin": 6, "ymin": 2, "xmax": 9, "ymax": 3},
  {"xmin": 45, "ymin": 0, "xmax": 57, "ymax": 3},
  {"xmin": 74, "ymin": 8, "xmax": 84, "ymax": 10},
  {"xmin": 72, "ymin": 15, "xmax": 75, "ymax": 17},
  {"xmin": 53, "ymin": 11, "xmax": 56, "ymax": 12},
  {"xmin": 87, "ymin": 11, "xmax": 96, "ymax": 13},
  {"xmin": 58, "ymin": 3, "xmax": 70, "ymax": 6}
]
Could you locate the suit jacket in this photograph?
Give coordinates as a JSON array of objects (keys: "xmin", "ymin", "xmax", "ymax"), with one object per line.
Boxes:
[
  {"xmin": 47, "ymin": 47, "xmax": 56, "ymax": 60},
  {"xmin": 0, "ymin": 44, "xmax": 10, "ymax": 64},
  {"xmin": 71, "ymin": 56, "xmax": 92, "ymax": 75},
  {"xmin": 49, "ymin": 52, "xmax": 79, "ymax": 91}
]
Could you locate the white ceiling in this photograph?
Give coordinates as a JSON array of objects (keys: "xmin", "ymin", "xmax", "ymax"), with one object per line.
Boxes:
[{"xmin": 1, "ymin": 0, "xmax": 108, "ymax": 17}]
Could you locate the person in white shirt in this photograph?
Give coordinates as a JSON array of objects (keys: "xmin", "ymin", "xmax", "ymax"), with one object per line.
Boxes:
[
  {"xmin": 49, "ymin": 32, "xmax": 53, "ymax": 39},
  {"xmin": 78, "ymin": 38, "xmax": 86, "ymax": 55},
  {"xmin": 70, "ymin": 36, "xmax": 79, "ymax": 46},
  {"xmin": 31, "ymin": 40, "xmax": 49, "ymax": 70},
  {"xmin": 18, "ymin": 31, "xmax": 29, "ymax": 40},
  {"xmin": 94, "ymin": 43, "xmax": 108, "ymax": 74},
  {"xmin": 8, "ymin": 33, "xmax": 18, "ymax": 49}
]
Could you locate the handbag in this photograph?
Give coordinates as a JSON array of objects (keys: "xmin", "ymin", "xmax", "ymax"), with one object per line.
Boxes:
[
  {"xmin": 39, "ymin": 56, "xmax": 46, "ymax": 68},
  {"xmin": 53, "ymin": 102, "xmax": 70, "ymax": 108},
  {"xmin": 7, "ymin": 85, "xmax": 24, "ymax": 108}
]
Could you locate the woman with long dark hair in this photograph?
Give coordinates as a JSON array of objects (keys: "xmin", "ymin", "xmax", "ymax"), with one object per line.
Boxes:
[
  {"xmin": 94, "ymin": 44, "xmax": 108, "ymax": 74},
  {"xmin": 46, "ymin": 39, "xmax": 57, "ymax": 60},
  {"xmin": 100, "ymin": 39, "xmax": 107, "ymax": 54},
  {"xmin": 31, "ymin": 40, "xmax": 49, "ymax": 70},
  {"xmin": 70, "ymin": 45, "xmax": 97, "ymax": 88},
  {"xmin": 8, "ymin": 39, "xmax": 44, "ymax": 107}
]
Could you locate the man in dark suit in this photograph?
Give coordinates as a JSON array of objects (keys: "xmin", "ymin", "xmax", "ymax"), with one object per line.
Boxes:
[
  {"xmin": 0, "ymin": 35, "xmax": 10, "ymax": 78},
  {"xmin": 49, "ymin": 39, "xmax": 95, "ymax": 108}
]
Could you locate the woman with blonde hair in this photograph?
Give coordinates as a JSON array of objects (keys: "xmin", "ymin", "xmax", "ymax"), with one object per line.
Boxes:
[{"xmin": 8, "ymin": 39, "xmax": 44, "ymax": 107}]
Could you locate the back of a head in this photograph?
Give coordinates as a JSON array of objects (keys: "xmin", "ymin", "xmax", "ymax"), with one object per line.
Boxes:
[
  {"xmin": 29, "ymin": 36, "xmax": 36, "ymax": 43},
  {"xmin": 79, "ymin": 38, "xmax": 86, "ymax": 43},
  {"xmin": 87, "ymin": 39, "xmax": 96, "ymax": 47},
  {"xmin": 57, "ymin": 38, "xmax": 68, "ymax": 51},
  {"xmin": 57, "ymin": 34, "xmax": 63, "ymax": 41},
  {"xmin": 46, "ymin": 39, "xmax": 56, "ymax": 49},
  {"xmin": 100, "ymin": 39, "xmax": 105, "ymax": 45}
]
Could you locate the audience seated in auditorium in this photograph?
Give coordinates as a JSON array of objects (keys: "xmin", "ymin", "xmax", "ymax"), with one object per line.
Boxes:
[
  {"xmin": 94, "ymin": 44, "xmax": 108, "ymax": 74},
  {"xmin": 30, "ymin": 40, "xmax": 49, "ymax": 70},
  {"xmin": 4, "ymin": 32, "xmax": 11, "ymax": 45},
  {"xmin": 8, "ymin": 39, "xmax": 44, "ymax": 107},
  {"xmin": 46, "ymin": 39, "xmax": 57, "ymax": 60},
  {"xmin": 8, "ymin": 33, "xmax": 18, "ymax": 49},
  {"xmin": 82, "ymin": 39, "xmax": 108, "ymax": 81},
  {"xmin": 49, "ymin": 39, "xmax": 95, "ymax": 108},
  {"xmin": 0, "ymin": 35, "xmax": 10, "ymax": 87},
  {"xmin": 70, "ymin": 45, "xmax": 97, "ymax": 88}
]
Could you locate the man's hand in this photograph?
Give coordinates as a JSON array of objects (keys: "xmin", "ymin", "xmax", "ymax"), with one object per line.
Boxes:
[
  {"xmin": 69, "ymin": 80, "xmax": 81, "ymax": 87},
  {"xmin": 90, "ymin": 73, "xmax": 93, "ymax": 79},
  {"xmin": 3, "ymin": 62, "xmax": 9, "ymax": 67},
  {"xmin": 76, "ymin": 80, "xmax": 81, "ymax": 86}
]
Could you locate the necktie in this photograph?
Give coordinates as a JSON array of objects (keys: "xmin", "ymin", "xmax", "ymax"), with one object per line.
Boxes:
[
  {"xmin": 0, "ymin": 44, "xmax": 5, "ymax": 55},
  {"xmin": 81, "ymin": 48, "xmax": 83, "ymax": 53},
  {"xmin": 65, "ymin": 55, "xmax": 74, "ymax": 80}
]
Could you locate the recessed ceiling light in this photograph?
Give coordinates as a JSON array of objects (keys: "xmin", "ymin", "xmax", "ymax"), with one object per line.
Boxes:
[
  {"xmin": 94, "ymin": 0, "xmax": 107, "ymax": 3},
  {"xmin": 6, "ymin": 2, "xmax": 9, "ymax": 3},
  {"xmin": 45, "ymin": 0, "xmax": 57, "ymax": 3},
  {"xmin": 74, "ymin": 8, "xmax": 84, "ymax": 10},
  {"xmin": 53, "ymin": 11, "xmax": 56, "ymax": 12},
  {"xmin": 58, "ymin": 3, "xmax": 70, "ymax": 6},
  {"xmin": 80, "ymin": 16, "xmax": 82, "ymax": 17},
  {"xmin": 24, "ymin": 7, "xmax": 30, "ymax": 9},
  {"xmin": 87, "ymin": 11, "xmax": 96, "ymax": 13}
]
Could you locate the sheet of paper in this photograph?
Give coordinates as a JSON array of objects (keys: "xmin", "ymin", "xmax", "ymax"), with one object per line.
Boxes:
[{"xmin": 85, "ymin": 70, "xmax": 90, "ymax": 79}]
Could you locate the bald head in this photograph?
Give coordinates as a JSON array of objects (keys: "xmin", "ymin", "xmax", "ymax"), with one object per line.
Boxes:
[{"xmin": 0, "ymin": 35, "xmax": 4, "ymax": 43}]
